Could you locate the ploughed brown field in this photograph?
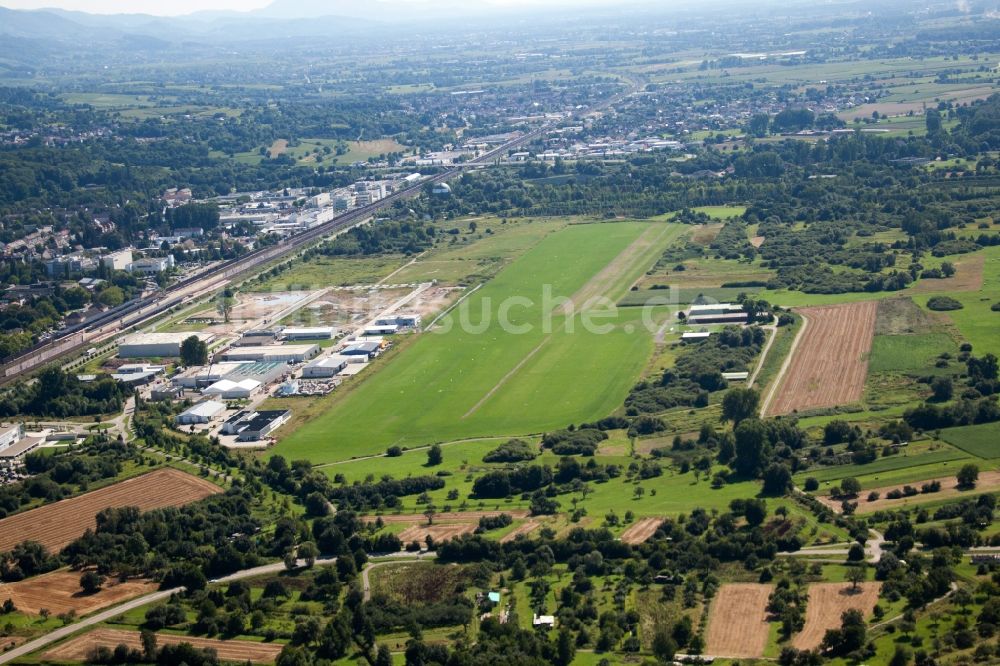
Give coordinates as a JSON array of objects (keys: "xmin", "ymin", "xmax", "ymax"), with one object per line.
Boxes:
[
  {"xmin": 0, "ymin": 468, "xmax": 222, "ymax": 554},
  {"xmin": 819, "ymin": 470, "xmax": 1000, "ymax": 515},
  {"xmin": 0, "ymin": 569, "xmax": 157, "ymax": 616},
  {"xmin": 766, "ymin": 301, "xmax": 878, "ymax": 416},
  {"xmin": 792, "ymin": 583, "xmax": 880, "ymax": 651},
  {"xmin": 398, "ymin": 523, "xmax": 476, "ymax": 544},
  {"xmin": 619, "ymin": 517, "xmax": 663, "ymax": 545},
  {"xmin": 704, "ymin": 583, "xmax": 773, "ymax": 658},
  {"xmin": 44, "ymin": 629, "xmax": 283, "ymax": 663}
]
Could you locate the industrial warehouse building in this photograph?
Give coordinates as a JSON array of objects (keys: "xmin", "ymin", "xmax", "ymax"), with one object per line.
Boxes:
[
  {"xmin": 234, "ymin": 329, "xmax": 280, "ymax": 347},
  {"xmin": 172, "ymin": 361, "xmax": 286, "ymax": 389},
  {"xmin": 375, "ymin": 314, "xmax": 421, "ymax": 329},
  {"xmin": 683, "ymin": 303, "xmax": 748, "ymax": 325},
  {"xmin": 341, "ymin": 341, "xmax": 381, "ymax": 359},
  {"xmin": 302, "ymin": 356, "xmax": 350, "ymax": 378},
  {"xmin": 222, "ymin": 409, "xmax": 291, "ymax": 441},
  {"xmin": 363, "ymin": 324, "xmax": 398, "ymax": 336},
  {"xmin": 224, "ymin": 361, "xmax": 287, "ymax": 385},
  {"xmin": 282, "ymin": 327, "xmax": 337, "ymax": 341},
  {"xmin": 173, "ymin": 362, "xmax": 251, "ymax": 389},
  {"xmin": 221, "ymin": 344, "xmax": 320, "ymax": 364},
  {"xmin": 111, "ymin": 363, "xmax": 166, "ymax": 385},
  {"xmin": 202, "ymin": 379, "xmax": 262, "ymax": 400},
  {"xmin": 175, "ymin": 401, "xmax": 226, "ymax": 425},
  {"xmin": 119, "ymin": 332, "xmax": 215, "ymax": 358}
]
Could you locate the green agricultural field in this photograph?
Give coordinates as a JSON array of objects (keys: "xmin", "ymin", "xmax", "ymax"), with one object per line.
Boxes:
[
  {"xmin": 273, "ymin": 221, "xmax": 679, "ymax": 463},
  {"xmin": 939, "ymin": 422, "xmax": 1000, "ymax": 459},
  {"xmin": 867, "ymin": 333, "xmax": 956, "ymax": 373},
  {"xmin": 793, "ymin": 443, "xmax": 971, "ymax": 487}
]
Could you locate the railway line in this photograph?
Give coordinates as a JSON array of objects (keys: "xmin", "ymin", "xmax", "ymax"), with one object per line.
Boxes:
[{"xmin": 0, "ymin": 123, "xmax": 552, "ymax": 385}]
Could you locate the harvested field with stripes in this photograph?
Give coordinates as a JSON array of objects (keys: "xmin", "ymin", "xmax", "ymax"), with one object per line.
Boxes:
[
  {"xmin": 398, "ymin": 523, "xmax": 476, "ymax": 544},
  {"xmin": 0, "ymin": 569, "xmax": 157, "ymax": 616},
  {"xmin": 43, "ymin": 629, "xmax": 283, "ymax": 663},
  {"xmin": 765, "ymin": 301, "xmax": 878, "ymax": 416},
  {"xmin": 704, "ymin": 583, "xmax": 773, "ymax": 658},
  {"xmin": 620, "ymin": 517, "xmax": 663, "ymax": 544},
  {"xmin": 792, "ymin": 583, "xmax": 880, "ymax": 650},
  {"xmin": 0, "ymin": 468, "xmax": 222, "ymax": 554}
]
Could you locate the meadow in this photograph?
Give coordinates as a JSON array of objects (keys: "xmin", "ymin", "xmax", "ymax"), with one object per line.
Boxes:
[
  {"xmin": 939, "ymin": 422, "xmax": 1000, "ymax": 460},
  {"xmin": 249, "ymin": 255, "xmax": 407, "ymax": 292},
  {"xmin": 792, "ymin": 441, "xmax": 972, "ymax": 488},
  {"xmin": 867, "ymin": 333, "xmax": 957, "ymax": 373},
  {"xmin": 272, "ymin": 221, "xmax": 679, "ymax": 462},
  {"xmin": 913, "ymin": 245, "xmax": 1000, "ymax": 356}
]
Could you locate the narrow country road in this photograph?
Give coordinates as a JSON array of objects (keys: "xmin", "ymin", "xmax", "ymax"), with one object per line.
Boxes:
[{"xmin": 746, "ymin": 324, "xmax": 778, "ymax": 388}]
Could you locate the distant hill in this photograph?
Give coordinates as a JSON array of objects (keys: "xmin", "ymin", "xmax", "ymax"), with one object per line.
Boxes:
[
  {"xmin": 255, "ymin": 0, "xmax": 462, "ymax": 21},
  {"xmin": 0, "ymin": 6, "xmax": 100, "ymax": 40},
  {"xmin": 0, "ymin": 4, "xmax": 382, "ymax": 44}
]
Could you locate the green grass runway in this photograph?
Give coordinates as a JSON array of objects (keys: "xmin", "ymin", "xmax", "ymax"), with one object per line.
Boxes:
[{"xmin": 274, "ymin": 221, "xmax": 681, "ymax": 463}]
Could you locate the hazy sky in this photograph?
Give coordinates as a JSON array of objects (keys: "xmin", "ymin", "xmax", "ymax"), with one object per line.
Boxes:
[
  {"xmin": 1, "ymin": 0, "xmax": 619, "ymax": 15},
  {"xmin": 4, "ymin": 0, "xmax": 271, "ymax": 13}
]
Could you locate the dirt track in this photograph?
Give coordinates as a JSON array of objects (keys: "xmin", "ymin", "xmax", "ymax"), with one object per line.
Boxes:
[
  {"xmin": 793, "ymin": 583, "xmax": 880, "ymax": 650},
  {"xmin": 819, "ymin": 470, "xmax": 1000, "ymax": 515},
  {"xmin": 620, "ymin": 517, "xmax": 663, "ymax": 544},
  {"xmin": 0, "ymin": 569, "xmax": 157, "ymax": 616},
  {"xmin": 705, "ymin": 583, "xmax": 773, "ymax": 658},
  {"xmin": 765, "ymin": 301, "xmax": 877, "ymax": 416},
  {"xmin": 0, "ymin": 468, "xmax": 222, "ymax": 554},
  {"xmin": 43, "ymin": 628, "xmax": 283, "ymax": 663}
]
